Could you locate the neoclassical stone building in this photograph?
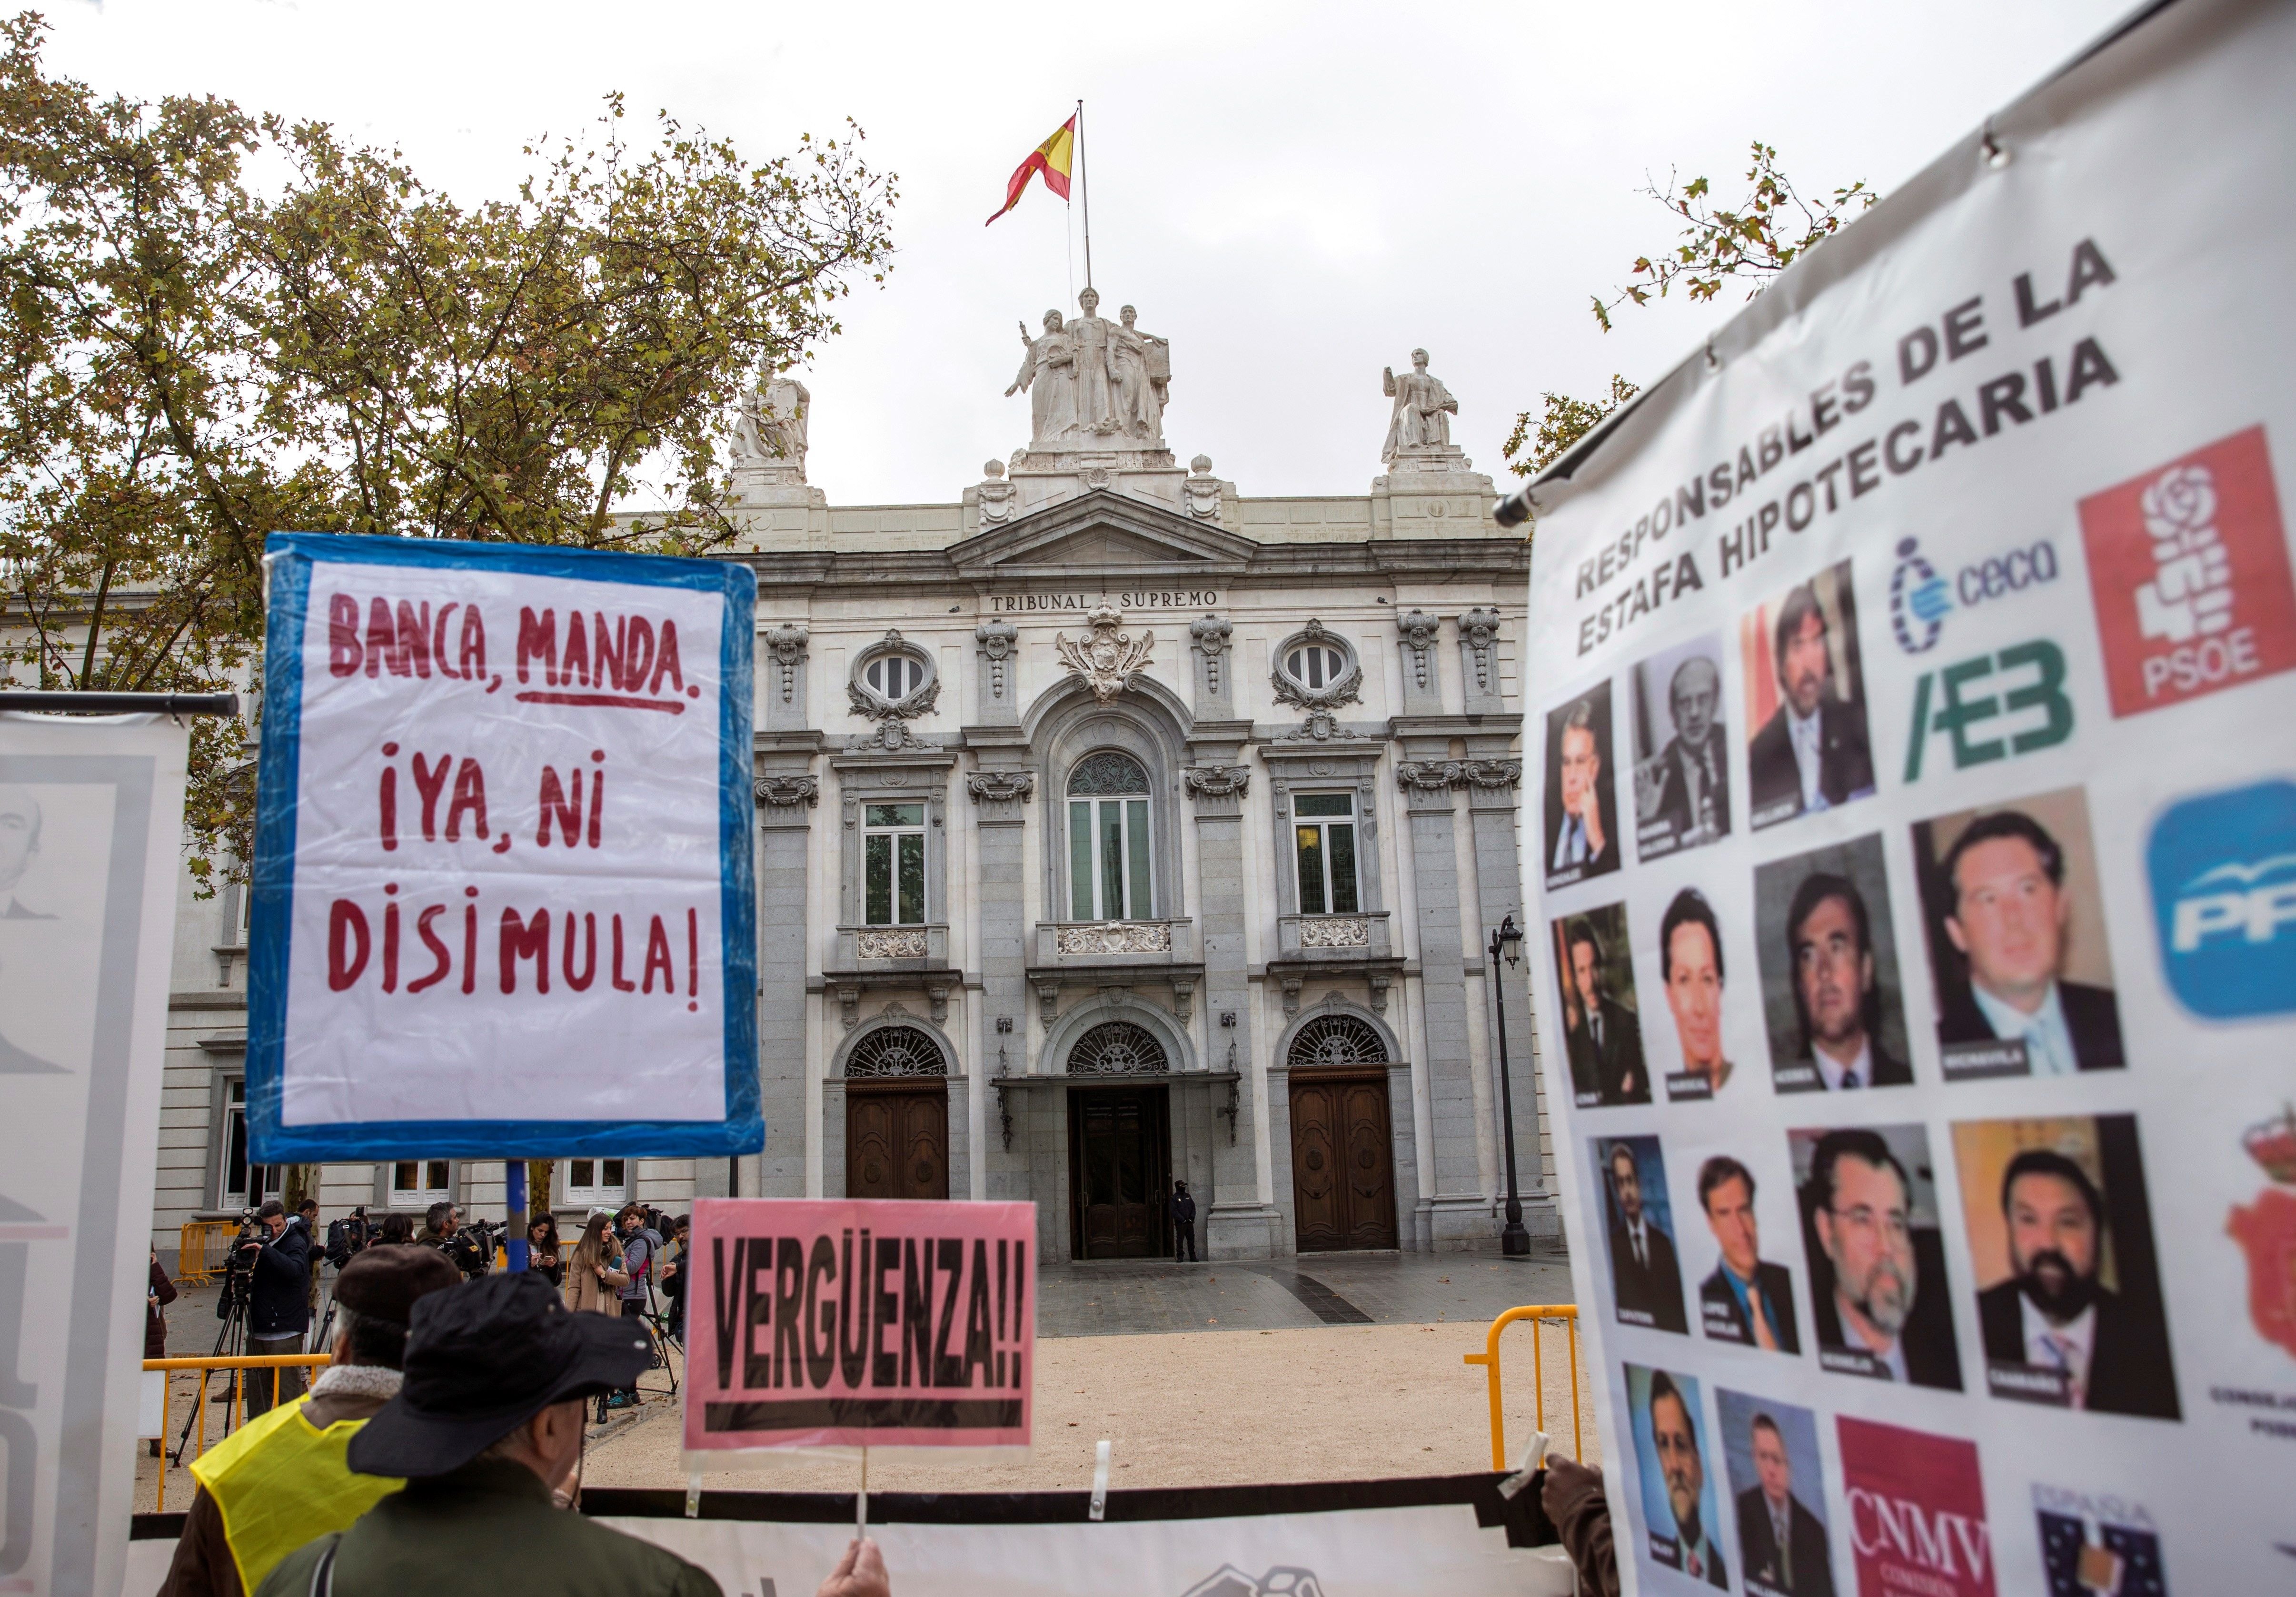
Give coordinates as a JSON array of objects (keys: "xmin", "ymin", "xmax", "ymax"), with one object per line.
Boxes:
[{"xmin": 147, "ymin": 301, "xmax": 1555, "ymax": 1262}]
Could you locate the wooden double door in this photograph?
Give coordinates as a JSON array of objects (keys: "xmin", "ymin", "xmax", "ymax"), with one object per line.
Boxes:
[
  {"xmin": 1289, "ymin": 1069, "xmax": 1398, "ymax": 1251},
  {"xmin": 845, "ymin": 1081, "xmax": 949, "ymax": 1200},
  {"xmin": 1068, "ymin": 1085, "xmax": 1170, "ymax": 1260}
]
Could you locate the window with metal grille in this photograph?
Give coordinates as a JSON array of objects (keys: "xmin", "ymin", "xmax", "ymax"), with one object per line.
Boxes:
[
  {"xmin": 1287, "ymin": 1014, "xmax": 1388, "ymax": 1068},
  {"xmin": 846, "ymin": 1025, "xmax": 948, "ymax": 1078},
  {"xmin": 1293, "ymin": 792, "xmax": 1360, "ymax": 915},
  {"xmin": 1066, "ymin": 753, "xmax": 1153, "ymax": 922},
  {"xmin": 1066, "ymin": 1020, "xmax": 1168, "ymax": 1075},
  {"xmin": 863, "ymin": 803, "xmax": 926, "ymax": 925}
]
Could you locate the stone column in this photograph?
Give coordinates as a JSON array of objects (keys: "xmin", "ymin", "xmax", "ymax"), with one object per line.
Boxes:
[
  {"xmin": 966, "ymin": 751, "xmax": 1034, "ymax": 1210},
  {"xmin": 1396, "ymin": 755, "xmax": 1488, "ymax": 1247},
  {"xmin": 754, "ymin": 766, "xmax": 819, "ymax": 1197},
  {"xmin": 1461, "ymin": 754, "xmax": 1554, "ymax": 1232},
  {"xmin": 1184, "ymin": 762, "xmax": 1278, "ymax": 1258}
]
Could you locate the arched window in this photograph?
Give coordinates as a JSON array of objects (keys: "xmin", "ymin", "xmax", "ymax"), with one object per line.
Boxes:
[
  {"xmin": 1288, "ymin": 1014, "xmax": 1388, "ymax": 1069},
  {"xmin": 846, "ymin": 1025, "xmax": 948, "ymax": 1078},
  {"xmin": 1066, "ymin": 1020, "xmax": 1168, "ymax": 1076},
  {"xmin": 1066, "ymin": 752, "xmax": 1153, "ymax": 921}
]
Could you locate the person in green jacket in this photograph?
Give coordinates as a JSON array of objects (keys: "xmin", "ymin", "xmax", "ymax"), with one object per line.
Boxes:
[{"xmin": 258, "ymin": 1271, "xmax": 891, "ymax": 1597}]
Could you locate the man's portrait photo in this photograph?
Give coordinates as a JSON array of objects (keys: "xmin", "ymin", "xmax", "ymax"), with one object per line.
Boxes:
[
  {"xmin": 1791, "ymin": 1124, "xmax": 1964, "ymax": 1389},
  {"xmin": 1755, "ymin": 835, "xmax": 1913, "ymax": 1092},
  {"xmin": 1741, "ymin": 562, "xmax": 1876, "ymax": 831},
  {"xmin": 1628, "ymin": 1366, "xmax": 1728, "ymax": 1588},
  {"xmin": 1659, "ymin": 888, "xmax": 1739, "ymax": 1101},
  {"xmin": 1696, "ymin": 1154, "xmax": 1799, "ymax": 1353},
  {"xmin": 1596, "ymin": 1136, "xmax": 1689, "ymax": 1334},
  {"xmin": 1914, "ymin": 790, "xmax": 2126, "ymax": 1081},
  {"xmin": 1631, "ymin": 636, "xmax": 1732, "ymax": 860},
  {"xmin": 0, "ymin": 784, "xmax": 58, "ymax": 921},
  {"xmin": 1553, "ymin": 905, "xmax": 1649, "ymax": 1107},
  {"xmin": 1543, "ymin": 681, "xmax": 1620, "ymax": 889},
  {"xmin": 1716, "ymin": 1389, "xmax": 1836, "ymax": 1597},
  {"xmin": 1951, "ymin": 1116, "xmax": 2180, "ymax": 1419}
]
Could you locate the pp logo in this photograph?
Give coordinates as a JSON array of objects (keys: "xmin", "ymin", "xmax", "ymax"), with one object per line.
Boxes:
[
  {"xmin": 2148, "ymin": 778, "xmax": 2296, "ymax": 1020},
  {"xmin": 2079, "ymin": 425, "xmax": 2296, "ymax": 716}
]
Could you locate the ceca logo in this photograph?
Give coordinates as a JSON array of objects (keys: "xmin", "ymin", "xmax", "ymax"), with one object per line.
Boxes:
[
  {"xmin": 2148, "ymin": 778, "xmax": 2296, "ymax": 1019},
  {"xmin": 1888, "ymin": 535, "xmax": 2059, "ymax": 655}
]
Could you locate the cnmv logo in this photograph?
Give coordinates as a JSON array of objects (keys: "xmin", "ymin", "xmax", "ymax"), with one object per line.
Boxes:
[
  {"xmin": 1888, "ymin": 535, "xmax": 2059, "ymax": 654},
  {"xmin": 2148, "ymin": 778, "xmax": 2296, "ymax": 1020}
]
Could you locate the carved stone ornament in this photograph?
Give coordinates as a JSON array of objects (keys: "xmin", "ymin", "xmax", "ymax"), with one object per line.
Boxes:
[
  {"xmin": 1055, "ymin": 921, "xmax": 1172, "ymax": 955},
  {"xmin": 1458, "ymin": 758, "xmax": 1524, "ymax": 791},
  {"xmin": 977, "ymin": 459, "xmax": 1016, "ymax": 526},
  {"xmin": 1395, "ymin": 759, "xmax": 1464, "ymax": 793},
  {"xmin": 844, "ymin": 721, "xmax": 942, "ymax": 755},
  {"xmin": 754, "ymin": 774, "xmax": 820, "ymax": 809},
  {"xmin": 1277, "ymin": 709, "xmax": 1345, "ymax": 743},
  {"xmin": 1396, "ymin": 610, "xmax": 1441, "ymax": 690},
  {"xmin": 1458, "ymin": 607, "xmax": 1502, "ymax": 696},
  {"xmin": 763, "ymin": 624, "xmax": 809, "ymax": 706},
  {"xmin": 1182, "ymin": 765, "xmax": 1251, "ymax": 799},
  {"xmin": 1054, "ymin": 605, "xmax": 1154, "ymax": 704},
  {"xmin": 974, "ymin": 617, "xmax": 1018, "ymax": 704},
  {"xmin": 848, "ymin": 629, "xmax": 941, "ymax": 724},
  {"xmin": 1298, "ymin": 915, "xmax": 1371, "ymax": 949},
  {"xmin": 966, "ymin": 771, "xmax": 1037, "ymax": 804},
  {"xmin": 1189, "ymin": 612, "xmax": 1232, "ymax": 697},
  {"xmin": 1270, "ymin": 619, "xmax": 1363, "ymax": 712},
  {"xmin": 1185, "ymin": 455, "xmax": 1221, "ymax": 519},
  {"xmin": 855, "ymin": 929, "xmax": 929, "ymax": 961}
]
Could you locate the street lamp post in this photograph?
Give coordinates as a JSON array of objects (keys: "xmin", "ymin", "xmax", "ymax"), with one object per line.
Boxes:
[{"xmin": 1487, "ymin": 915, "xmax": 1531, "ymax": 1257}]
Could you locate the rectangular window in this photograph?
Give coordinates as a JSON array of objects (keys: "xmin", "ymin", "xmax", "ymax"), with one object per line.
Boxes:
[
  {"xmin": 1294, "ymin": 793, "xmax": 1360, "ymax": 915},
  {"xmin": 218, "ymin": 1080, "xmax": 279, "ymax": 1209},
  {"xmin": 562, "ymin": 1158, "xmax": 628, "ymax": 1207},
  {"xmin": 389, "ymin": 1160, "xmax": 452, "ymax": 1205},
  {"xmin": 862, "ymin": 803, "xmax": 926, "ymax": 926},
  {"xmin": 1069, "ymin": 798, "xmax": 1153, "ymax": 921}
]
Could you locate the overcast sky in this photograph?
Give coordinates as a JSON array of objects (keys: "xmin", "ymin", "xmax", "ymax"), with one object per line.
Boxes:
[{"xmin": 33, "ymin": 0, "xmax": 2134, "ymax": 508}]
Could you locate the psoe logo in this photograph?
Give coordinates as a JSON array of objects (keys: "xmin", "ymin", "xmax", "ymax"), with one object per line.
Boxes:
[
  {"xmin": 1888, "ymin": 535, "xmax": 2060, "ymax": 655},
  {"xmin": 2148, "ymin": 778, "xmax": 2296, "ymax": 1019}
]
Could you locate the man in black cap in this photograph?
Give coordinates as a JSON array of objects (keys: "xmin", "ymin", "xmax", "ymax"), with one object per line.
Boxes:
[
  {"xmin": 258, "ymin": 1272, "xmax": 892, "ymax": 1597},
  {"xmin": 163, "ymin": 1245, "xmax": 464, "ymax": 1597}
]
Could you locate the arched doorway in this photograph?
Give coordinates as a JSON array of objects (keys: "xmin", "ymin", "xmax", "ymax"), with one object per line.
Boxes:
[
  {"xmin": 844, "ymin": 1024, "xmax": 949, "ymax": 1201},
  {"xmin": 1287, "ymin": 1014, "xmax": 1399, "ymax": 1251},
  {"xmin": 1065, "ymin": 1020, "xmax": 1171, "ymax": 1260}
]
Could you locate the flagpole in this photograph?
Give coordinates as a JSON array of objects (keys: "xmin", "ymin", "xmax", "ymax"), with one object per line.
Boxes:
[{"xmin": 1077, "ymin": 98, "xmax": 1093, "ymax": 292}]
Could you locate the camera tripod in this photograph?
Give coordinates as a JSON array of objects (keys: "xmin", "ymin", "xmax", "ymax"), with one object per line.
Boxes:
[{"xmin": 170, "ymin": 1250, "xmax": 254, "ymax": 1466}]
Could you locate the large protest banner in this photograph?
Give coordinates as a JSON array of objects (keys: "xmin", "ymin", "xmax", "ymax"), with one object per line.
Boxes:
[
  {"xmin": 684, "ymin": 1200, "xmax": 1036, "ymax": 1456},
  {"xmin": 1522, "ymin": 0, "xmax": 2296, "ymax": 1590},
  {"xmin": 248, "ymin": 533, "xmax": 758, "ymax": 1158},
  {"xmin": 0, "ymin": 711, "xmax": 189, "ymax": 1597}
]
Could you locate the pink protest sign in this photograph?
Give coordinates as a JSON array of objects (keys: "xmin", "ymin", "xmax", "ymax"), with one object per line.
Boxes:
[{"xmin": 682, "ymin": 1198, "xmax": 1035, "ymax": 1452}]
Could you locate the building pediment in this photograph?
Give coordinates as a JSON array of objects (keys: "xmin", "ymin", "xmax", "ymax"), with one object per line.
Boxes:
[{"xmin": 949, "ymin": 489, "xmax": 1258, "ymax": 580}]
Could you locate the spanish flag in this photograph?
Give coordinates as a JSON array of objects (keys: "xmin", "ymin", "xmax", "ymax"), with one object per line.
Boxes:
[{"xmin": 985, "ymin": 114, "xmax": 1076, "ymax": 226}]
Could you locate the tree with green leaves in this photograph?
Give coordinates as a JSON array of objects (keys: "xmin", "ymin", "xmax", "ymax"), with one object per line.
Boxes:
[
  {"xmin": 1506, "ymin": 141, "xmax": 1876, "ymax": 483},
  {"xmin": 0, "ymin": 13, "xmax": 895, "ymax": 890}
]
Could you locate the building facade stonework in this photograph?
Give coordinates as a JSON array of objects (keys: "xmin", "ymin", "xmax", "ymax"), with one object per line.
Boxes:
[{"xmin": 144, "ymin": 313, "xmax": 1555, "ymax": 1262}]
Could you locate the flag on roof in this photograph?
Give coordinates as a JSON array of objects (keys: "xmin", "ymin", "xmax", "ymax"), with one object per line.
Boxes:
[{"xmin": 985, "ymin": 114, "xmax": 1076, "ymax": 226}]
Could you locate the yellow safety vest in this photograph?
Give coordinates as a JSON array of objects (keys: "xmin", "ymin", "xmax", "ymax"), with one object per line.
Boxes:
[{"xmin": 188, "ymin": 1394, "xmax": 405, "ymax": 1593}]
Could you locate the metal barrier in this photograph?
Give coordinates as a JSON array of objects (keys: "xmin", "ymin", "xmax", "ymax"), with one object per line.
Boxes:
[
  {"xmin": 175, "ymin": 1220, "xmax": 237, "ymax": 1285},
  {"xmin": 1461, "ymin": 1304, "xmax": 1582, "ymax": 1471},
  {"xmin": 143, "ymin": 1353, "xmax": 334, "ymax": 1512}
]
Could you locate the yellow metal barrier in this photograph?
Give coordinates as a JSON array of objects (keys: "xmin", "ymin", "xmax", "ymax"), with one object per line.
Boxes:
[
  {"xmin": 144, "ymin": 1353, "xmax": 334, "ymax": 1512},
  {"xmin": 1461, "ymin": 1304, "xmax": 1582, "ymax": 1470},
  {"xmin": 175, "ymin": 1220, "xmax": 237, "ymax": 1285}
]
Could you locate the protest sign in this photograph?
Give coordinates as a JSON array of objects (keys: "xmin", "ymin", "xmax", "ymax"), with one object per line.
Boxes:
[
  {"xmin": 684, "ymin": 1199, "xmax": 1035, "ymax": 1456},
  {"xmin": 248, "ymin": 533, "xmax": 758, "ymax": 1159},
  {"xmin": 0, "ymin": 710, "xmax": 189, "ymax": 1597},
  {"xmin": 1522, "ymin": 0, "xmax": 2296, "ymax": 1589}
]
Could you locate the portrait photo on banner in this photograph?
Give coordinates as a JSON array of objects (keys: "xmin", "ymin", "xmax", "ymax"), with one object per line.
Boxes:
[
  {"xmin": 1740, "ymin": 559, "xmax": 1876, "ymax": 833},
  {"xmin": 1789, "ymin": 1122, "xmax": 1964, "ymax": 1390},
  {"xmin": 1631, "ymin": 633, "xmax": 1733, "ymax": 861},
  {"xmin": 0, "ymin": 778, "xmax": 112, "ymax": 1076},
  {"xmin": 1543, "ymin": 677, "xmax": 1621, "ymax": 890},
  {"xmin": 1714, "ymin": 1389, "xmax": 1838, "ymax": 1597},
  {"xmin": 1948, "ymin": 1114, "xmax": 2180, "ymax": 1420},
  {"xmin": 1553, "ymin": 902, "xmax": 1650, "ymax": 1107},
  {"xmin": 1911, "ymin": 786, "xmax": 2127, "ymax": 1081},
  {"xmin": 1686, "ymin": 1146, "xmax": 1802, "ymax": 1355},
  {"xmin": 1651, "ymin": 884, "xmax": 1760, "ymax": 1103},
  {"xmin": 1625, "ymin": 1364, "xmax": 1729, "ymax": 1588},
  {"xmin": 1594, "ymin": 1135, "xmax": 1690, "ymax": 1334},
  {"xmin": 1753, "ymin": 833, "xmax": 1913, "ymax": 1093}
]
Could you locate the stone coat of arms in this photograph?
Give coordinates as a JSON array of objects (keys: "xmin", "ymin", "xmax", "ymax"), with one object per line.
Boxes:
[{"xmin": 1055, "ymin": 605, "xmax": 1154, "ymax": 703}]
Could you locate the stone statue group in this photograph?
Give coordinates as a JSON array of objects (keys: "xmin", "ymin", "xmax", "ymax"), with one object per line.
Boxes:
[{"xmin": 1006, "ymin": 288, "xmax": 1170, "ymax": 446}]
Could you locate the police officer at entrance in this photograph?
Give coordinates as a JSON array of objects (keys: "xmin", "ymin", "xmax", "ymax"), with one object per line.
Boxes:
[{"xmin": 1172, "ymin": 1180, "xmax": 1199, "ymax": 1262}]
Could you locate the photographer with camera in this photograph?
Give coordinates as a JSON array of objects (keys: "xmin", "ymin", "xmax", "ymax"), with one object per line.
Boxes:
[
  {"xmin": 242, "ymin": 1201, "xmax": 314, "ymax": 1419},
  {"xmin": 160, "ymin": 1246, "xmax": 463, "ymax": 1597},
  {"xmin": 325, "ymin": 1205, "xmax": 371, "ymax": 1270},
  {"xmin": 417, "ymin": 1202, "xmax": 491, "ymax": 1280}
]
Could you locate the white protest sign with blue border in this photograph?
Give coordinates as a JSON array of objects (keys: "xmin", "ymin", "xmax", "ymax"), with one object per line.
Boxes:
[{"xmin": 248, "ymin": 532, "xmax": 759, "ymax": 1159}]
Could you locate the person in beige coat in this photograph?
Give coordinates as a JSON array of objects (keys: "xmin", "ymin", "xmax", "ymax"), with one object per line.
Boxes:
[{"xmin": 561, "ymin": 1213, "xmax": 628, "ymax": 1315}]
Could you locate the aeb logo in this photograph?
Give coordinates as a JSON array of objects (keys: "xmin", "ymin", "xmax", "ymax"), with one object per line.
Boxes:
[
  {"xmin": 2148, "ymin": 778, "xmax": 2296, "ymax": 1019},
  {"xmin": 1888, "ymin": 536, "xmax": 2059, "ymax": 654}
]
